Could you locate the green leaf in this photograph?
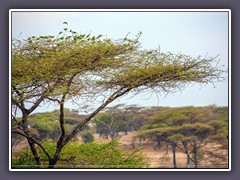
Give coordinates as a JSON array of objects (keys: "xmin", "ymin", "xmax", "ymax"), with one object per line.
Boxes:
[
  {"xmin": 73, "ymin": 36, "xmax": 78, "ymax": 41},
  {"xmin": 97, "ymin": 35, "xmax": 102, "ymax": 39}
]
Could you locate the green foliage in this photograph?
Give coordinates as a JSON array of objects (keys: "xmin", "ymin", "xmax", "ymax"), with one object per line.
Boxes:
[
  {"xmin": 28, "ymin": 110, "xmax": 86, "ymax": 141},
  {"xmin": 137, "ymin": 106, "xmax": 228, "ymax": 168},
  {"xmin": 139, "ymin": 106, "xmax": 228, "ymax": 141},
  {"xmin": 31, "ymin": 121, "xmax": 62, "ymax": 140},
  {"xmin": 12, "ymin": 149, "xmax": 37, "ymax": 169},
  {"xmin": 94, "ymin": 113, "xmax": 111, "ymax": 137},
  {"xmin": 81, "ymin": 132, "xmax": 94, "ymax": 144},
  {"xmin": 29, "ymin": 113, "xmax": 58, "ymax": 121},
  {"xmin": 94, "ymin": 106, "xmax": 138, "ymax": 139},
  {"xmin": 12, "ymin": 140, "xmax": 149, "ymax": 169}
]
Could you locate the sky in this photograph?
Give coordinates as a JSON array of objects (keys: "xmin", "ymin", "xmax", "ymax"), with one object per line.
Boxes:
[{"xmin": 11, "ymin": 10, "xmax": 230, "ymax": 114}]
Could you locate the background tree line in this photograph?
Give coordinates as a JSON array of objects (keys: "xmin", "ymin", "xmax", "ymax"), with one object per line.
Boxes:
[
  {"xmin": 12, "ymin": 104, "xmax": 228, "ymax": 168},
  {"xmin": 136, "ymin": 105, "xmax": 228, "ymax": 168}
]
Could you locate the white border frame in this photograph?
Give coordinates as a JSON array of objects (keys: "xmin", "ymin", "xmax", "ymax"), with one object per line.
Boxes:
[{"xmin": 9, "ymin": 9, "xmax": 231, "ymax": 171}]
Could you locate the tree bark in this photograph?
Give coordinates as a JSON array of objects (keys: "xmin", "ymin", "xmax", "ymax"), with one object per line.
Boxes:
[
  {"xmin": 182, "ymin": 141, "xmax": 191, "ymax": 168},
  {"xmin": 110, "ymin": 133, "xmax": 115, "ymax": 141},
  {"xmin": 193, "ymin": 142, "xmax": 199, "ymax": 168},
  {"xmin": 22, "ymin": 111, "xmax": 42, "ymax": 167},
  {"xmin": 28, "ymin": 141, "xmax": 42, "ymax": 166},
  {"xmin": 171, "ymin": 142, "xmax": 177, "ymax": 168},
  {"xmin": 48, "ymin": 143, "xmax": 65, "ymax": 168}
]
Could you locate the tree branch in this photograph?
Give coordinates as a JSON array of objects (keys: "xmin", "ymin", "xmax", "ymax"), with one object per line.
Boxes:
[
  {"xmin": 63, "ymin": 87, "xmax": 132, "ymax": 146},
  {"xmin": 12, "ymin": 130, "xmax": 52, "ymax": 161},
  {"xmin": 28, "ymin": 95, "xmax": 46, "ymax": 114},
  {"xmin": 95, "ymin": 118, "xmax": 113, "ymax": 138}
]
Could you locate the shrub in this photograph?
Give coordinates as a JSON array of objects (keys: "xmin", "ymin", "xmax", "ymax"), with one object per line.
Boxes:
[
  {"xmin": 81, "ymin": 132, "xmax": 94, "ymax": 144},
  {"xmin": 12, "ymin": 140, "xmax": 149, "ymax": 169}
]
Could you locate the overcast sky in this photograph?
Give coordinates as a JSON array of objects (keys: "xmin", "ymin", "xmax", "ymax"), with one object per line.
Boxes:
[{"xmin": 11, "ymin": 10, "xmax": 229, "ymax": 113}]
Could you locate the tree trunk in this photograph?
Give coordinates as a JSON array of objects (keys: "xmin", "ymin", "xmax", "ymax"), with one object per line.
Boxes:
[
  {"xmin": 186, "ymin": 153, "xmax": 191, "ymax": 168},
  {"xmin": 153, "ymin": 140, "xmax": 161, "ymax": 150},
  {"xmin": 48, "ymin": 159, "xmax": 57, "ymax": 169},
  {"xmin": 171, "ymin": 142, "xmax": 177, "ymax": 168},
  {"xmin": 48, "ymin": 145, "xmax": 63, "ymax": 168},
  {"xmin": 131, "ymin": 139, "xmax": 136, "ymax": 149},
  {"xmin": 22, "ymin": 111, "xmax": 42, "ymax": 166},
  {"xmin": 110, "ymin": 133, "xmax": 115, "ymax": 141},
  {"xmin": 166, "ymin": 143, "xmax": 169, "ymax": 154},
  {"xmin": 28, "ymin": 140, "xmax": 42, "ymax": 166},
  {"xmin": 139, "ymin": 137, "xmax": 142, "ymax": 147},
  {"xmin": 193, "ymin": 142, "xmax": 199, "ymax": 168},
  {"xmin": 182, "ymin": 141, "xmax": 191, "ymax": 168}
]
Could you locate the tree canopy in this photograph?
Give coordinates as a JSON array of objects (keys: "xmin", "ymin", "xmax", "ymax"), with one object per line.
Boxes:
[
  {"xmin": 12, "ymin": 26, "xmax": 224, "ymax": 116},
  {"xmin": 136, "ymin": 106, "xmax": 228, "ymax": 168}
]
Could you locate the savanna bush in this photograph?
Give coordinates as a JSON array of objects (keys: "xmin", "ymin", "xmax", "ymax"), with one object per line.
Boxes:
[{"xmin": 12, "ymin": 139, "xmax": 149, "ymax": 168}]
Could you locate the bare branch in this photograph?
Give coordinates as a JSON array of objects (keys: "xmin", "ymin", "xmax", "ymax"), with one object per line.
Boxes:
[
  {"xmin": 12, "ymin": 130, "xmax": 52, "ymax": 161},
  {"xmin": 63, "ymin": 87, "xmax": 132, "ymax": 145}
]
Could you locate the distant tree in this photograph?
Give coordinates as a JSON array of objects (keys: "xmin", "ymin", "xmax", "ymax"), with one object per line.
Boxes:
[
  {"xmin": 119, "ymin": 105, "xmax": 143, "ymax": 134},
  {"xmin": 12, "ymin": 24, "xmax": 225, "ymax": 168},
  {"xmin": 94, "ymin": 104, "xmax": 145, "ymax": 140},
  {"xmin": 137, "ymin": 106, "xmax": 228, "ymax": 168},
  {"xmin": 81, "ymin": 132, "xmax": 94, "ymax": 144},
  {"xmin": 94, "ymin": 113, "xmax": 114, "ymax": 139},
  {"xmin": 131, "ymin": 107, "xmax": 170, "ymax": 131},
  {"xmin": 176, "ymin": 107, "xmax": 228, "ymax": 168}
]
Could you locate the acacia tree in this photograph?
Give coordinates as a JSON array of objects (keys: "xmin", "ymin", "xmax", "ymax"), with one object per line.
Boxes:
[
  {"xmin": 12, "ymin": 24, "xmax": 225, "ymax": 168},
  {"xmin": 175, "ymin": 107, "xmax": 228, "ymax": 168},
  {"xmin": 137, "ymin": 106, "xmax": 228, "ymax": 168},
  {"xmin": 136, "ymin": 111, "xmax": 182, "ymax": 168},
  {"xmin": 94, "ymin": 104, "xmax": 140, "ymax": 140},
  {"xmin": 94, "ymin": 113, "xmax": 115, "ymax": 140}
]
